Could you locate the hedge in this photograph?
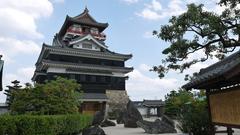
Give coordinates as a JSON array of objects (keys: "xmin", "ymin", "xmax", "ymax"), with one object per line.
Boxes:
[{"xmin": 0, "ymin": 114, "xmax": 92, "ymax": 135}]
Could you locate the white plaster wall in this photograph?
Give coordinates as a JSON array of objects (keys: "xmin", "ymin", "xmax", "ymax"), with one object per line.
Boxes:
[
  {"xmin": 138, "ymin": 107, "xmax": 147, "ymax": 116},
  {"xmin": 47, "ymin": 67, "xmax": 66, "ymax": 73},
  {"xmin": 73, "ymin": 40, "xmax": 101, "ymax": 51},
  {"xmin": 112, "ymin": 72, "xmax": 125, "ymax": 77}
]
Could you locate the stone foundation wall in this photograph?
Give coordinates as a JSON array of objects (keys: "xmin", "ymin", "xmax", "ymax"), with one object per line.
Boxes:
[{"xmin": 106, "ymin": 90, "xmax": 129, "ymax": 112}]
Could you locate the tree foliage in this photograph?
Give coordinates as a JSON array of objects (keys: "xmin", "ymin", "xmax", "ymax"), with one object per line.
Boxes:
[
  {"xmin": 10, "ymin": 77, "xmax": 82, "ymax": 115},
  {"xmin": 164, "ymin": 89, "xmax": 194, "ymax": 118},
  {"xmin": 0, "ymin": 114, "xmax": 92, "ymax": 135},
  {"xmin": 178, "ymin": 99, "xmax": 212, "ymax": 135},
  {"xmin": 164, "ymin": 89, "xmax": 211, "ymax": 135},
  {"xmin": 152, "ymin": 0, "xmax": 240, "ymax": 79},
  {"xmin": 4, "ymin": 80, "xmax": 22, "ymax": 108}
]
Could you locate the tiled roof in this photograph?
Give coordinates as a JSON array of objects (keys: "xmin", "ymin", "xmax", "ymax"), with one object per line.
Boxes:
[
  {"xmin": 133, "ymin": 101, "xmax": 144, "ymax": 107},
  {"xmin": 81, "ymin": 93, "xmax": 108, "ymax": 102},
  {"xmin": 183, "ymin": 49, "xmax": 240, "ymax": 90},
  {"xmin": 72, "ymin": 7, "xmax": 108, "ymax": 29},
  {"xmin": 142, "ymin": 100, "xmax": 165, "ymax": 107},
  {"xmin": 38, "ymin": 59, "xmax": 133, "ymax": 73},
  {"xmin": 36, "ymin": 44, "xmax": 132, "ymax": 65}
]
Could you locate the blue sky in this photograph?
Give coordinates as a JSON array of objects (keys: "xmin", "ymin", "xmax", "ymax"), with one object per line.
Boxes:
[{"xmin": 0, "ymin": 0, "xmax": 223, "ymax": 102}]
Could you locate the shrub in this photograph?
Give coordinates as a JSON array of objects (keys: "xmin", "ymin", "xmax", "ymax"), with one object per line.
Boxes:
[
  {"xmin": 164, "ymin": 89, "xmax": 212, "ymax": 135},
  {"xmin": 10, "ymin": 77, "xmax": 82, "ymax": 115},
  {"xmin": 164, "ymin": 89, "xmax": 194, "ymax": 118},
  {"xmin": 177, "ymin": 100, "xmax": 212, "ymax": 135},
  {"xmin": 0, "ymin": 114, "xmax": 92, "ymax": 135}
]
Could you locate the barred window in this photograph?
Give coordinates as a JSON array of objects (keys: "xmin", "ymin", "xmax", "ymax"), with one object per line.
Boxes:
[{"xmin": 82, "ymin": 43, "xmax": 92, "ymax": 49}]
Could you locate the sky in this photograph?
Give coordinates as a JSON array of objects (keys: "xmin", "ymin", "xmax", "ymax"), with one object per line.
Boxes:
[{"xmin": 0, "ymin": 0, "xmax": 225, "ymax": 102}]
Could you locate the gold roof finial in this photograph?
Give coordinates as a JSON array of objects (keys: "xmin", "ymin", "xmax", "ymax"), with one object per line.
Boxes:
[{"xmin": 83, "ymin": 0, "xmax": 88, "ymax": 12}]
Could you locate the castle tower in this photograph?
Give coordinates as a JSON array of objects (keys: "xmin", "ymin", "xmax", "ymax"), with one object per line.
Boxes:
[{"xmin": 32, "ymin": 8, "xmax": 133, "ymax": 114}]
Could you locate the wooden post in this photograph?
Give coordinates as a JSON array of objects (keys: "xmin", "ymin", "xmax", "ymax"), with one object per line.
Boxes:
[
  {"xmin": 147, "ymin": 107, "xmax": 150, "ymax": 118},
  {"xmin": 157, "ymin": 107, "xmax": 161, "ymax": 117},
  {"xmin": 227, "ymin": 127, "xmax": 233, "ymax": 135},
  {"xmin": 206, "ymin": 89, "xmax": 215, "ymax": 135}
]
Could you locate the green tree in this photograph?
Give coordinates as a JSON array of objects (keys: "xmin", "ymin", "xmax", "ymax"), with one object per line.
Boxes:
[
  {"xmin": 164, "ymin": 89, "xmax": 194, "ymax": 118},
  {"xmin": 10, "ymin": 77, "xmax": 82, "ymax": 115},
  {"xmin": 152, "ymin": 0, "xmax": 240, "ymax": 79},
  {"xmin": 4, "ymin": 80, "xmax": 22, "ymax": 108},
  {"xmin": 178, "ymin": 99, "xmax": 211, "ymax": 135},
  {"xmin": 164, "ymin": 89, "xmax": 211, "ymax": 135}
]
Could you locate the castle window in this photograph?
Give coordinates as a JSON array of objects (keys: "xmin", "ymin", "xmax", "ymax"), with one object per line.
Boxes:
[
  {"xmin": 82, "ymin": 43, "xmax": 92, "ymax": 49},
  {"xmin": 91, "ymin": 28, "xmax": 98, "ymax": 34},
  {"xmin": 90, "ymin": 76, "xmax": 96, "ymax": 82},
  {"xmin": 80, "ymin": 75, "xmax": 86, "ymax": 82}
]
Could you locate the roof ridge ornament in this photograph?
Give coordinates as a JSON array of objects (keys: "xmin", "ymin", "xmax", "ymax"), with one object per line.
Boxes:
[
  {"xmin": 83, "ymin": 0, "xmax": 88, "ymax": 13},
  {"xmin": 84, "ymin": 6, "xmax": 89, "ymax": 13}
]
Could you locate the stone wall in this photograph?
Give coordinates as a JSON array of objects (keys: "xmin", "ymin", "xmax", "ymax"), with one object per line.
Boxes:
[
  {"xmin": 0, "ymin": 108, "xmax": 9, "ymax": 115},
  {"xmin": 106, "ymin": 90, "xmax": 129, "ymax": 112}
]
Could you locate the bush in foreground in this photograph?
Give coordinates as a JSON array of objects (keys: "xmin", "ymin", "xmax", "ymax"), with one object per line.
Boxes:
[
  {"xmin": 164, "ymin": 89, "xmax": 212, "ymax": 135},
  {"xmin": 0, "ymin": 114, "xmax": 92, "ymax": 135},
  {"xmin": 9, "ymin": 77, "xmax": 82, "ymax": 115}
]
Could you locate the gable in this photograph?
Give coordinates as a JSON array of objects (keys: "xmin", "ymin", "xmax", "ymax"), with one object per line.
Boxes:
[
  {"xmin": 72, "ymin": 39, "xmax": 102, "ymax": 51},
  {"xmin": 69, "ymin": 34, "xmax": 108, "ymax": 50}
]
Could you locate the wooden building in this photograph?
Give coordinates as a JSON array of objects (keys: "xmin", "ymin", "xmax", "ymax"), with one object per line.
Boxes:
[
  {"xmin": 183, "ymin": 50, "xmax": 240, "ymax": 135},
  {"xmin": 32, "ymin": 8, "xmax": 133, "ymax": 115},
  {"xmin": 133, "ymin": 100, "xmax": 165, "ymax": 117},
  {"xmin": 0, "ymin": 55, "xmax": 3, "ymax": 91}
]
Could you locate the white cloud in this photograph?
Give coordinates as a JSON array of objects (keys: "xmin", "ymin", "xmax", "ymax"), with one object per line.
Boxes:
[
  {"xmin": 0, "ymin": 37, "xmax": 41, "ymax": 64},
  {"xmin": 0, "ymin": 67, "xmax": 35, "ymax": 102},
  {"xmin": 0, "ymin": 0, "xmax": 55, "ymax": 103},
  {"xmin": 143, "ymin": 31, "xmax": 154, "ymax": 39},
  {"xmin": 137, "ymin": 0, "xmax": 185, "ymax": 20},
  {"xmin": 185, "ymin": 0, "xmax": 200, "ymax": 3},
  {"xmin": 51, "ymin": 0, "xmax": 64, "ymax": 3},
  {"xmin": 0, "ymin": 0, "xmax": 53, "ymax": 39},
  {"xmin": 146, "ymin": 0, "xmax": 162, "ymax": 11},
  {"xmin": 137, "ymin": 8, "xmax": 163, "ymax": 20},
  {"xmin": 137, "ymin": 0, "xmax": 231, "ymax": 21},
  {"xmin": 139, "ymin": 64, "xmax": 151, "ymax": 72},
  {"xmin": 126, "ymin": 64, "xmax": 179, "ymax": 101},
  {"xmin": 0, "ymin": 0, "xmax": 53, "ymax": 18},
  {"xmin": 177, "ymin": 50, "xmax": 219, "ymax": 75},
  {"xmin": 0, "ymin": 8, "xmax": 43, "ymax": 39},
  {"xmin": 17, "ymin": 67, "xmax": 35, "ymax": 81},
  {"xmin": 167, "ymin": 0, "xmax": 185, "ymax": 16},
  {"xmin": 122, "ymin": 0, "xmax": 139, "ymax": 4}
]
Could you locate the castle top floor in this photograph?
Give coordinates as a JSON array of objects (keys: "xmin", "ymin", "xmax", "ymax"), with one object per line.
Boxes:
[{"xmin": 59, "ymin": 8, "xmax": 108, "ymax": 44}]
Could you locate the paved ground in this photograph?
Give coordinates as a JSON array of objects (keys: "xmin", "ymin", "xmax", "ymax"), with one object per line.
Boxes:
[
  {"xmin": 81, "ymin": 118, "xmax": 240, "ymax": 135},
  {"xmin": 103, "ymin": 124, "xmax": 240, "ymax": 135},
  {"xmin": 102, "ymin": 118, "xmax": 240, "ymax": 135},
  {"xmin": 103, "ymin": 124, "xmax": 186, "ymax": 135}
]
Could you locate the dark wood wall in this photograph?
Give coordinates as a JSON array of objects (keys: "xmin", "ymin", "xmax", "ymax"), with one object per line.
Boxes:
[
  {"xmin": 46, "ymin": 73, "xmax": 126, "ymax": 93},
  {"xmin": 48, "ymin": 54, "xmax": 125, "ymax": 67}
]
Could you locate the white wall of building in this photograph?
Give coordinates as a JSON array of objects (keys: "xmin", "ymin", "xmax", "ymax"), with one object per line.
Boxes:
[
  {"xmin": 47, "ymin": 67, "xmax": 66, "ymax": 73},
  {"xmin": 73, "ymin": 40, "xmax": 101, "ymax": 51},
  {"xmin": 138, "ymin": 107, "xmax": 147, "ymax": 116}
]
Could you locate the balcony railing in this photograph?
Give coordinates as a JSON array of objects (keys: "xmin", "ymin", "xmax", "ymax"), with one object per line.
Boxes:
[{"xmin": 64, "ymin": 28, "xmax": 106, "ymax": 41}]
